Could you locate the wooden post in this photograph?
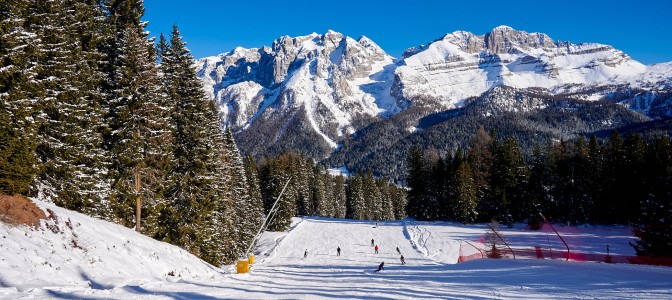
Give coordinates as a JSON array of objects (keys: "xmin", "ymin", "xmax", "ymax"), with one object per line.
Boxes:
[{"xmin": 134, "ymin": 168, "xmax": 141, "ymax": 232}]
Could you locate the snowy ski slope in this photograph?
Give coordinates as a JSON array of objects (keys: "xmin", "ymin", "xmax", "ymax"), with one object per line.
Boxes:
[{"xmin": 2, "ymin": 212, "xmax": 672, "ymax": 299}]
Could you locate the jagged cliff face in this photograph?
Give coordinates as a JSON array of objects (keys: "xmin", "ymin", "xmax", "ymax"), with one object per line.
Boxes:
[
  {"xmin": 196, "ymin": 26, "xmax": 672, "ymax": 159},
  {"xmin": 395, "ymin": 26, "xmax": 652, "ymax": 109},
  {"xmin": 196, "ymin": 31, "xmax": 400, "ymax": 157}
]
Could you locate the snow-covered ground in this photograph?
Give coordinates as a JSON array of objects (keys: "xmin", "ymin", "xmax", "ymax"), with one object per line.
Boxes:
[{"xmin": 2, "ymin": 205, "xmax": 672, "ymax": 299}]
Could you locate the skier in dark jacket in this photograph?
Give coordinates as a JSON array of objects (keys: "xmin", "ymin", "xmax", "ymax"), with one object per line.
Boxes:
[
  {"xmin": 371, "ymin": 239, "xmax": 374, "ymax": 246},
  {"xmin": 396, "ymin": 247, "xmax": 401, "ymax": 254},
  {"xmin": 337, "ymin": 246, "xmax": 341, "ymax": 256},
  {"xmin": 400, "ymin": 255, "xmax": 406, "ymax": 265},
  {"xmin": 304, "ymin": 249, "xmax": 308, "ymax": 258},
  {"xmin": 376, "ymin": 261, "xmax": 385, "ymax": 272}
]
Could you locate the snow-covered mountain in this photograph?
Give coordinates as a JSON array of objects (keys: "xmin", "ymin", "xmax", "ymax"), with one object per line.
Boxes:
[
  {"xmin": 197, "ymin": 30, "xmax": 399, "ymax": 155},
  {"xmin": 397, "ymin": 25, "xmax": 650, "ymax": 107},
  {"xmin": 196, "ymin": 26, "xmax": 672, "ymax": 159}
]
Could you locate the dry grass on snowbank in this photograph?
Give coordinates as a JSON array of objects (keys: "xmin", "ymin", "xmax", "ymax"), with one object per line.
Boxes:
[{"xmin": 0, "ymin": 194, "xmax": 46, "ymax": 228}]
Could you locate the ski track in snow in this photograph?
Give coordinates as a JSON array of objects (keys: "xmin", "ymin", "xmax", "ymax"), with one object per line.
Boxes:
[{"xmin": 3, "ymin": 213, "xmax": 672, "ymax": 299}]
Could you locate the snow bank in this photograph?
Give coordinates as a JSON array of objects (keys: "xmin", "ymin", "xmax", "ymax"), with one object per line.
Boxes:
[{"xmin": 0, "ymin": 199, "xmax": 221, "ymax": 292}]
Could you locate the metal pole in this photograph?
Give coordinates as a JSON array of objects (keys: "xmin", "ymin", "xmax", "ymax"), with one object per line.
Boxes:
[
  {"xmin": 243, "ymin": 177, "xmax": 292, "ymax": 258},
  {"xmin": 462, "ymin": 240, "xmax": 485, "ymax": 258},
  {"xmin": 540, "ymin": 213, "xmax": 570, "ymax": 261},
  {"xmin": 487, "ymin": 223, "xmax": 516, "ymax": 259}
]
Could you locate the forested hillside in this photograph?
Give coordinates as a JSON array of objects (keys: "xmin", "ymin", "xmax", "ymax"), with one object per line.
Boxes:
[{"xmin": 0, "ymin": 0, "xmax": 262, "ymax": 266}]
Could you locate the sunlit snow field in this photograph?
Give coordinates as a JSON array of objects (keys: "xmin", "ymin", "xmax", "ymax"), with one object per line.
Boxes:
[{"xmin": 2, "ymin": 202, "xmax": 671, "ymax": 299}]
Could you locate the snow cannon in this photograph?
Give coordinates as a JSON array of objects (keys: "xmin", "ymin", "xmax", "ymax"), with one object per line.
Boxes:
[
  {"xmin": 236, "ymin": 258, "xmax": 249, "ymax": 274},
  {"xmin": 248, "ymin": 254, "xmax": 255, "ymax": 264}
]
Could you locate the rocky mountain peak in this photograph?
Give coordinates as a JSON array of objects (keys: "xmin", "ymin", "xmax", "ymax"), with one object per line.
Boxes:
[
  {"xmin": 196, "ymin": 27, "xmax": 671, "ymax": 162},
  {"xmin": 484, "ymin": 25, "xmax": 556, "ymax": 53}
]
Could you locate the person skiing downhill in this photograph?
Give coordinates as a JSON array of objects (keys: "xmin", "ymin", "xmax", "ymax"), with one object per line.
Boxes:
[
  {"xmin": 396, "ymin": 247, "xmax": 400, "ymax": 254},
  {"xmin": 304, "ymin": 249, "xmax": 308, "ymax": 259},
  {"xmin": 400, "ymin": 255, "xmax": 406, "ymax": 265},
  {"xmin": 337, "ymin": 246, "xmax": 341, "ymax": 256},
  {"xmin": 375, "ymin": 245, "xmax": 379, "ymax": 254},
  {"xmin": 375, "ymin": 261, "xmax": 385, "ymax": 272},
  {"xmin": 371, "ymin": 239, "xmax": 374, "ymax": 246}
]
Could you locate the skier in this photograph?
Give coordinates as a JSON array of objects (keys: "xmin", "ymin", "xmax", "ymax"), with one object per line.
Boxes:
[
  {"xmin": 371, "ymin": 239, "xmax": 374, "ymax": 246},
  {"xmin": 375, "ymin": 245, "xmax": 379, "ymax": 254},
  {"xmin": 375, "ymin": 261, "xmax": 385, "ymax": 272},
  {"xmin": 304, "ymin": 249, "xmax": 308, "ymax": 259},
  {"xmin": 396, "ymin": 247, "xmax": 401, "ymax": 254},
  {"xmin": 337, "ymin": 246, "xmax": 341, "ymax": 256},
  {"xmin": 400, "ymin": 255, "xmax": 406, "ymax": 265}
]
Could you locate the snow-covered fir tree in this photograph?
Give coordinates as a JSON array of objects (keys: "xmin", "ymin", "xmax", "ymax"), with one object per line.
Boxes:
[
  {"xmin": 0, "ymin": 0, "xmax": 38, "ymax": 195},
  {"xmin": 346, "ymin": 173, "xmax": 366, "ymax": 220},
  {"xmin": 260, "ymin": 155, "xmax": 296, "ymax": 231},
  {"xmin": 100, "ymin": 0, "xmax": 171, "ymax": 229},
  {"xmin": 331, "ymin": 175, "xmax": 347, "ymax": 219},
  {"xmin": 223, "ymin": 129, "xmax": 264, "ymax": 261},
  {"xmin": 156, "ymin": 24, "xmax": 234, "ymax": 265},
  {"xmin": 30, "ymin": 0, "xmax": 110, "ymax": 218},
  {"xmin": 311, "ymin": 166, "xmax": 329, "ymax": 217}
]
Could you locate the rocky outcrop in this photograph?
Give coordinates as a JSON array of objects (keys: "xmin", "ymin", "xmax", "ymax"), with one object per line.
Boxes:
[{"xmin": 484, "ymin": 25, "xmax": 555, "ymax": 53}]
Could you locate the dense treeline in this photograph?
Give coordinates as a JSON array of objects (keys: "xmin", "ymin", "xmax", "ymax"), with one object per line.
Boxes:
[
  {"xmin": 406, "ymin": 127, "xmax": 672, "ymax": 256},
  {"xmin": 0, "ymin": 0, "xmax": 263, "ymax": 266},
  {"xmin": 326, "ymin": 89, "xmax": 654, "ymax": 183},
  {"xmin": 256, "ymin": 152, "xmax": 407, "ymax": 231}
]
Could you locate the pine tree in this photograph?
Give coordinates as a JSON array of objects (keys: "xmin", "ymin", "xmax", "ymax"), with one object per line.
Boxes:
[
  {"xmin": 468, "ymin": 126, "xmax": 493, "ymax": 209},
  {"xmin": 406, "ymin": 147, "xmax": 429, "ymax": 219},
  {"xmin": 346, "ymin": 173, "xmax": 366, "ymax": 220},
  {"xmin": 363, "ymin": 170, "xmax": 382, "ymax": 220},
  {"xmin": 571, "ymin": 135, "xmax": 591, "ymax": 224},
  {"xmin": 331, "ymin": 175, "xmax": 347, "ymax": 219},
  {"xmin": 587, "ymin": 135, "xmax": 604, "ymax": 224},
  {"xmin": 311, "ymin": 166, "xmax": 329, "ymax": 217},
  {"xmin": 631, "ymin": 135, "xmax": 672, "ymax": 257},
  {"xmin": 526, "ymin": 145, "xmax": 549, "ymax": 228},
  {"xmin": 0, "ymin": 0, "xmax": 38, "ymax": 195},
  {"xmin": 491, "ymin": 136, "xmax": 528, "ymax": 224},
  {"xmin": 390, "ymin": 184, "xmax": 407, "ymax": 220},
  {"xmin": 475, "ymin": 131, "xmax": 499, "ymax": 222},
  {"xmin": 622, "ymin": 133, "xmax": 647, "ymax": 222},
  {"xmin": 100, "ymin": 0, "xmax": 171, "ymax": 230},
  {"xmin": 243, "ymin": 154, "xmax": 265, "ymax": 225},
  {"xmin": 156, "ymin": 24, "xmax": 234, "ymax": 265},
  {"xmin": 261, "ymin": 155, "xmax": 296, "ymax": 231},
  {"xmin": 602, "ymin": 130, "xmax": 626, "ymax": 223},
  {"xmin": 453, "ymin": 154, "xmax": 478, "ymax": 223},
  {"xmin": 29, "ymin": 0, "xmax": 110, "ymax": 218},
  {"xmin": 222, "ymin": 129, "xmax": 263, "ymax": 261},
  {"xmin": 377, "ymin": 178, "xmax": 396, "ymax": 221}
]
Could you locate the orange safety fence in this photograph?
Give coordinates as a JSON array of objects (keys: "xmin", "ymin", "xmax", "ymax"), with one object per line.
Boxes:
[{"xmin": 457, "ymin": 244, "xmax": 672, "ymax": 267}]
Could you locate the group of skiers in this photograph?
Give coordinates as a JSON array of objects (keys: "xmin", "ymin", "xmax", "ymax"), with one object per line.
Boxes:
[{"xmin": 303, "ymin": 237, "xmax": 406, "ymax": 271}]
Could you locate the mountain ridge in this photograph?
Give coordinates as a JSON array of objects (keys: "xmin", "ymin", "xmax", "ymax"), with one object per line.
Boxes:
[{"xmin": 195, "ymin": 26, "xmax": 672, "ymax": 176}]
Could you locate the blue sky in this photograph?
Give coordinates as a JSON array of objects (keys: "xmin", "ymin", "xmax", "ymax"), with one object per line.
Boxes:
[{"xmin": 143, "ymin": 0, "xmax": 671, "ymax": 65}]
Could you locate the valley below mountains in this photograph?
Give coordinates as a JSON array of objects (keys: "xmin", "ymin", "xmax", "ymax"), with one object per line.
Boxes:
[{"xmin": 196, "ymin": 26, "xmax": 672, "ymax": 181}]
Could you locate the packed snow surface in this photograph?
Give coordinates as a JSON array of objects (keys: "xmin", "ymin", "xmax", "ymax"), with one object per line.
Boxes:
[{"xmin": 2, "ymin": 207, "xmax": 672, "ymax": 299}]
